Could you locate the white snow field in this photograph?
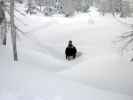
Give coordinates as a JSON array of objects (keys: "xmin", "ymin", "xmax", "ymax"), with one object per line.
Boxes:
[{"xmin": 0, "ymin": 5, "xmax": 133, "ymax": 100}]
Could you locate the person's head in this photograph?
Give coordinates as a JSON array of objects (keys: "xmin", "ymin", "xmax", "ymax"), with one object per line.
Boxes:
[
  {"xmin": 68, "ymin": 40, "xmax": 72, "ymax": 44},
  {"xmin": 68, "ymin": 40, "xmax": 73, "ymax": 46}
]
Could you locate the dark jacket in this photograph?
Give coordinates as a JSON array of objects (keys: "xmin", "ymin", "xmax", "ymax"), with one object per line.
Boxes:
[{"xmin": 65, "ymin": 44, "xmax": 77, "ymax": 56}]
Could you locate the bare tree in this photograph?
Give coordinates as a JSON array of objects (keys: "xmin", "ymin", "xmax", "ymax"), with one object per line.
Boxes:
[
  {"xmin": 26, "ymin": 0, "xmax": 36, "ymax": 15},
  {"xmin": 35, "ymin": 0, "xmax": 45, "ymax": 11},
  {"xmin": 118, "ymin": 24, "xmax": 133, "ymax": 61},
  {"xmin": 10, "ymin": 0, "xmax": 18, "ymax": 61},
  {"xmin": 0, "ymin": 2, "xmax": 5, "ymax": 24},
  {"xmin": 0, "ymin": 1, "xmax": 7, "ymax": 45},
  {"xmin": 2, "ymin": 19, "xmax": 7, "ymax": 45},
  {"xmin": 96, "ymin": 0, "xmax": 131, "ymax": 17}
]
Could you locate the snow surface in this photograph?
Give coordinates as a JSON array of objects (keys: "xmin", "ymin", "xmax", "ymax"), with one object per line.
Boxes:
[{"xmin": 0, "ymin": 5, "xmax": 133, "ymax": 100}]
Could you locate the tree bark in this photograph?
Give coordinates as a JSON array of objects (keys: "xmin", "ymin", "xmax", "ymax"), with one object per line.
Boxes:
[
  {"xmin": 2, "ymin": 19, "xmax": 7, "ymax": 45},
  {"xmin": 10, "ymin": 0, "xmax": 18, "ymax": 61}
]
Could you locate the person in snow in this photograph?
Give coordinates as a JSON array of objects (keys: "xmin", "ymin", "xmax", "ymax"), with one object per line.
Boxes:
[{"xmin": 65, "ymin": 40, "xmax": 77, "ymax": 60}]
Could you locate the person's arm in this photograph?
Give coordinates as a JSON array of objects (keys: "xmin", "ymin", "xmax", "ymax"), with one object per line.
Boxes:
[{"xmin": 65, "ymin": 47, "xmax": 68, "ymax": 54}]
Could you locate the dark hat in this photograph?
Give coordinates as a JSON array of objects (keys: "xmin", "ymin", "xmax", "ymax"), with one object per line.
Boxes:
[{"xmin": 68, "ymin": 40, "xmax": 72, "ymax": 44}]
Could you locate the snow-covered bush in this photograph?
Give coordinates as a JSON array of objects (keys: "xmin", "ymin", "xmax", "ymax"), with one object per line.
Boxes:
[{"xmin": 43, "ymin": 6, "xmax": 57, "ymax": 16}]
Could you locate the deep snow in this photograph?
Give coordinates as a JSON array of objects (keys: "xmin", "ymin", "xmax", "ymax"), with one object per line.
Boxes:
[{"xmin": 0, "ymin": 5, "xmax": 133, "ymax": 100}]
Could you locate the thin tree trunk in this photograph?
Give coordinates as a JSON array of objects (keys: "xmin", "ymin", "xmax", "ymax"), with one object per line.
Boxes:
[
  {"xmin": 110, "ymin": 0, "xmax": 115, "ymax": 16},
  {"xmin": 2, "ymin": 19, "xmax": 7, "ymax": 45},
  {"xmin": 120, "ymin": 0, "xmax": 124, "ymax": 17},
  {"xmin": 10, "ymin": 0, "xmax": 18, "ymax": 61},
  {"xmin": 0, "ymin": 1, "xmax": 5, "ymax": 45}
]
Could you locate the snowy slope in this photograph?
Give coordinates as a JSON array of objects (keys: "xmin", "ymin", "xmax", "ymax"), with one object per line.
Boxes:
[
  {"xmin": 0, "ymin": 4, "xmax": 133, "ymax": 100},
  {"xmin": 0, "ymin": 46, "xmax": 133, "ymax": 100}
]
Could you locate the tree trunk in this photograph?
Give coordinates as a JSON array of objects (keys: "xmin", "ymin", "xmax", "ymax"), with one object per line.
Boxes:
[
  {"xmin": 10, "ymin": 0, "xmax": 18, "ymax": 61},
  {"xmin": 120, "ymin": 0, "xmax": 124, "ymax": 17},
  {"xmin": 2, "ymin": 19, "xmax": 7, "ymax": 45}
]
